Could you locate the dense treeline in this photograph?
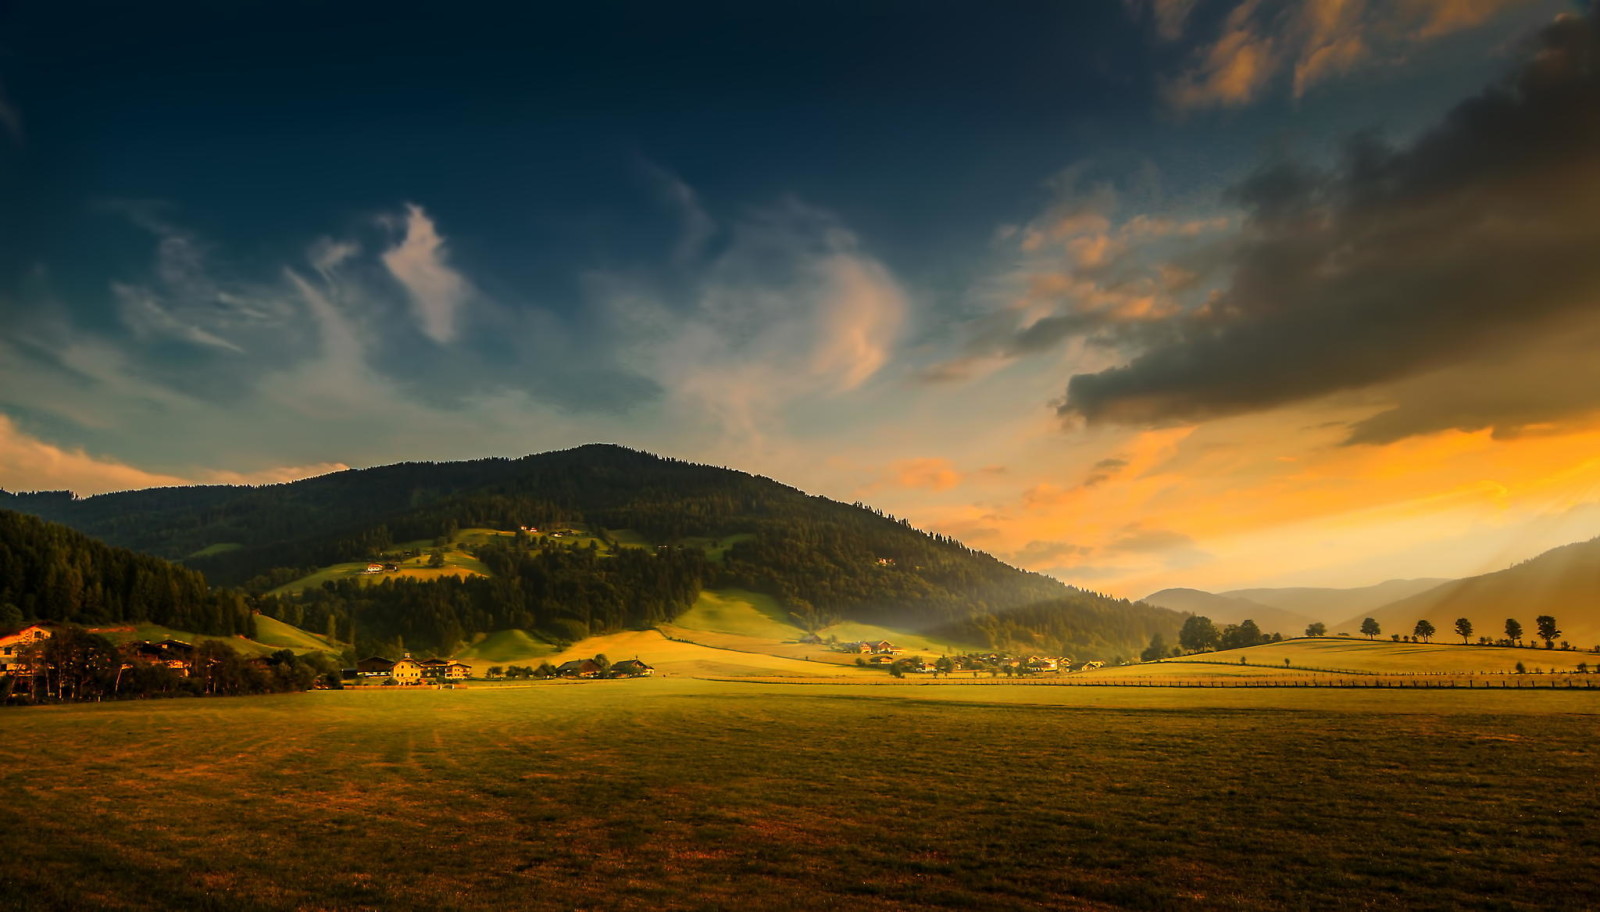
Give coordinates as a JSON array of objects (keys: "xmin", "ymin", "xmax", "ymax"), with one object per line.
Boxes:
[
  {"xmin": 0, "ymin": 509, "xmax": 253, "ymax": 636},
  {"xmin": 259, "ymin": 539, "xmax": 708, "ymax": 656},
  {"xmin": 943, "ymin": 593, "xmax": 1185, "ymax": 661}
]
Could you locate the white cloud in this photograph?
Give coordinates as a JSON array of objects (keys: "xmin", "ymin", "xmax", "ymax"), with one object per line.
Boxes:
[{"xmin": 381, "ymin": 203, "xmax": 472, "ymax": 344}]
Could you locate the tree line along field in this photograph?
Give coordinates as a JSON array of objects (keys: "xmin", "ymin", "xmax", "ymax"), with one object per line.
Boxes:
[{"xmin": 2, "ymin": 681, "xmax": 1596, "ymax": 911}]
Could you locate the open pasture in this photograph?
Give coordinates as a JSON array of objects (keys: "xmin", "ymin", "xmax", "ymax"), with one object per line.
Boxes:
[
  {"xmin": 2, "ymin": 681, "xmax": 1595, "ymax": 911},
  {"xmin": 1155, "ymin": 638, "xmax": 1595, "ymax": 676}
]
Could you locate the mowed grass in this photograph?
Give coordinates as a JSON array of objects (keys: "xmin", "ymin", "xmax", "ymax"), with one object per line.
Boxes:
[
  {"xmin": 250, "ymin": 615, "xmax": 342, "ymax": 656},
  {"xmin": 1, "ymin": 682, "xmax": 1596, "ymax": 912},
  {"xmin": 546, "ymin": 629, "xmax": 870, "ymax": 679},
  {"xmin": 672, "ymin": 588, "xmax": 801, "ymax": 640},
  {"xmin": 1155, "ymin": 637, "xmax": 1596, "ymax": 676},
  {"xmin": 452, "ymin": 629, "xmax": 560, "ymax": 666}
]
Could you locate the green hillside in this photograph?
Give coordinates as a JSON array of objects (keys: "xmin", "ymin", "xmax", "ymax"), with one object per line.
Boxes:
[{"xmin": 2, "ymin": 445, "xmax": 1183, "ymax": 660}]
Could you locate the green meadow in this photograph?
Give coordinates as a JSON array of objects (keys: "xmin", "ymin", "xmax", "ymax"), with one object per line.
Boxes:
[{"xmin": 2, "ymin": 681, "xmax": 1596, "ymax": 911}]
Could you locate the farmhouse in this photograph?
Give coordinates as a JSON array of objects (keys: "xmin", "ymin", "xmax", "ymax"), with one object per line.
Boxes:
[
  {"xmin": 611, "ymin": 658, "xmax": 654, "ymax": 677},
  {"xmin": 0, "ymin": 623, "xmax": 55, "ymax": 677},
  {"xmin": 120, "ymin": 640, "xmax": 193, "ymax": 675},
  {"xmin": 390, "ymin": 655, "xmax": 424, "ymax": 684},
  {"xmin": 364, "ymin": 563, "xmax": 384, "ymax": 574},
  {"xmin": 555, "ymin": 659, "xmax": 601, "ymax": 678}
]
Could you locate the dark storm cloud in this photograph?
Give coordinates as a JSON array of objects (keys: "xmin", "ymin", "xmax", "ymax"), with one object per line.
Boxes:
[{"xmin": 1060, "ymin": 12, "xmax": 1600, "ymax": 442}]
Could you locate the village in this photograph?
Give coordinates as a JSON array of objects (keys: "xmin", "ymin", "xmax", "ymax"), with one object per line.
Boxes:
[
  {"xmin": 821, "ymin": 637, "xmax": 1102, "ymax": 676},
  {"xmin": 0, "ymin": 621, "xmax": 657, "ymax": 698}
]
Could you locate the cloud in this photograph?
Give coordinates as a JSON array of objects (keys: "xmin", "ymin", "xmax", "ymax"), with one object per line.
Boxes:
[
  {"xmin": 1083, "ymin": 456, "xmax": 1130, "ymax": 487},
  {"xmin": 0, "ymin": 413, "xmax": 345, "ymax": 496},
  {"xmin": 1060, "ymin": 12, "xmax": 1600, "ymax": 443},
  {"xmin": 643, "ymin": 162, "xmax": 717, "ymax": 264},
  {"xmin": 1142, "ymin": 0, "xmax": 1535, "ymax": 109},
  {"xmin": 607, "ymin": 200, "xmax": 908, "ymax": 456},
  {"xmin": 382, "ymin": 203, "xmax": 472, "ymax": 344},
  {"xmin": 1006, "ymin": 539, "xmax": 1093, "ymax": 568}
]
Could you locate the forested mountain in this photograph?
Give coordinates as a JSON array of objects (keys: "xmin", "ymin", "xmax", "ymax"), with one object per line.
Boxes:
[
  {"xmin": 2, "ymin": 445, "xmax": 1184, "ymax": 658},
  {"xmin": 1140, "ymin": 588, "xmax": 1311, "ymax": 637},
  {"xmin": 1223, "ymin": 579, "xmax": 1450, "ymax": 623},
  {"xmin": 1333, "ymin": 538, "xmax": 1600, "ymax": 648},
  {"xmin": 0, "ymin": 509, "xmax": 253, "ymax": 636}
]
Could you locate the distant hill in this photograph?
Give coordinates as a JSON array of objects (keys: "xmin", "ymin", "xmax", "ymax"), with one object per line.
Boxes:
[
  {"xmin": 1223, "ymin": 579, "xmax": 1451, "ymax": 624},
  {"xmin": 1140, "ymin": 588, "xmax": 1313, "ymax": 637},
  {"xmin": 1333, "ymin": 538, "xmax": 1600, "ymax": 648},
  {"xmin": 2, "ymin": 445, "xmax": 1183, "ymax": 660}
]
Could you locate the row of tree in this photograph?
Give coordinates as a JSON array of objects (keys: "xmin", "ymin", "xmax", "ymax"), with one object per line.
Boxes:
[
  {"xmin": 2, "ymin": 625, "xmax": 340, "ymax": 704},
  {"xmin": 1348, "ymin": 616, "xmax": 1565, "ymax": 647}
]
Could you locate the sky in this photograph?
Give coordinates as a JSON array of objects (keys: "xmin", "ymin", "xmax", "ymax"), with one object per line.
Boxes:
[{"xmin": 2, "ymin": 0, "xmax": 1599, "ymax": 599}]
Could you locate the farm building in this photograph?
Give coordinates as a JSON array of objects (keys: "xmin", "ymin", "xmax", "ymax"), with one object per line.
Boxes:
[
  {"xmin": 611, "ymin": 659, "xmax": 654, "ymax": 677},
  {"xmin": 555, "ymin": 659, "xmax": 602, "ymax": 678},
  {"xmin": 0, "ymin": 623, "xmax": 55, "ymax": 678},
  {"xmin": 390, "ymin": 655, "xmax": 424, "ymax": 684}
]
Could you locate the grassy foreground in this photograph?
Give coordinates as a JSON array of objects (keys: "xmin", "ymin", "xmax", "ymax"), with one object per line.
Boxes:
[{"xmin": 2, "ymin": 682, "xmax": 1597, "ymax": 911}]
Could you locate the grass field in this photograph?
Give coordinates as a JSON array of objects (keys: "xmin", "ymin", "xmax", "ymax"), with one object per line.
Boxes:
[
  {"xmin": 1, "ymin": 682, "xmax": 1595, "ymax": 911},
  {"xmin": 83, "ymin": 622, "xmax": 325, "ymax": 659},
  {"xmin": 185, "ymin": 542, "xmax": 241, "ymax": 559},
  {"xmin": 544, "ymin": 629, "xmax": 870, "ymax": 678},
  {"xmin": 451, "ymin": 629, "xmax": 561, "ymax": 666},
  {"xmin": 249, "ymin": 615, "xmax": 342, "ymax": 656},
  {"xmin": 672, "ymin": 588, "xmax": 801, "ymax": 640},
  {"xmin": 1148, "ymin": 637, "xmax": 1596, "ymax": 676}
]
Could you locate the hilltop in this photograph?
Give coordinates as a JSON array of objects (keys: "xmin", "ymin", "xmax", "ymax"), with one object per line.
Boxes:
[
  {"xmin": 1330, "ymin": 537, "xmax": 1600, "ymax": 649},
  {"xmin": 2, "ymin": 445, "xmax": 1182, "ymax": 660}
]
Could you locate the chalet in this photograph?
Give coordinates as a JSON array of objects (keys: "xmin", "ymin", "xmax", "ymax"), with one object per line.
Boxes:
[
  {"xmin": 1025, "ymin": 657, "xmax": 1059, "ymax": 673},
  {"xmin": 443, "ymin": 662, "xmax": 472, "ymax": 680},
  {"xmin": 866, "ymin": 641, "xmax": 897, "ymax": 655},
  {"xmin": 868, "ymin": 655, "xmax": 894, "ymax": 665},
  {"xmin": 120, "ymin": 640, "xmax": 192, "ymax": 675},
  {"xmin": 611, "ymin": 658, "xmax": 654, "ymax": 677},
  {"xmin": 364, "ymin": 563, "xmax": 384, "ymax": 574},
  {"xmin": 356, "ymin": 656, "xmax": 396, "ymax": 677},
  {"xmin": 798, "ymin": 633, "xmax": 823, "ymax": 645},
  {"xmin": 390, "ymin": 654, "xmax": 423, "ymax": 684},
  {"xmin": 417, "ymin": 658, "xmax": 451, "ymax": 678},
  {"xmin": 555, "ymin": 659, "xmax": 601, "ymax": 678},
  {"xmin": 0, "ymin": 623, "xmax": 54, "ymax": 677}
]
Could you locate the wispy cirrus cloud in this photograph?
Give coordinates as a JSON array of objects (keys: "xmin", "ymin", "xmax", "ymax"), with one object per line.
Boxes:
[{"xmin": 382, "ymin": 203, "xmax": 473, "ymax": 344}]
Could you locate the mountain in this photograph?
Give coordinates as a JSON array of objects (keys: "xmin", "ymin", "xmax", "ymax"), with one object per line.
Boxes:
[
  {"xmin": 0, "ymin": 509, "xmax": 253, "ymax": 636},
  {"xmin": 2, "ymin": 444, "xmax": 1183, "ymax": 659},
  {"xmin": 1222, "ymin": 579, "xmax": 1451, "ymax": 624},
  {"xmin": 1140, "ymin": 588, "xmax": 1313, "ymax": 636},
  {"xmin": 1332, "ymin": 538, "xmax": 1600, "ymax": 648}
]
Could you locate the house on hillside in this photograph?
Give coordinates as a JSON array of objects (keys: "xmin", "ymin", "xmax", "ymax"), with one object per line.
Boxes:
[
  {"xmin": 444, "ymin": 662, "xmax": 472, "ymax": 680},
  {"xmin": 390, "ymin": 654, "xmax": 423, "ymax": 684},
  {"xmin": 120, "ymin": 640, "xmax": 193, "ymax": 676},
  {"xmin": 611, "ymin": 658, "xmax": 654, "ymax": 677},
  {"xmin": 364, "ymin": 563, "xmax": 384, "ymax": 574},
  {"xmin": 0, "ymin": 623, "xmax": 55, "ymax": 678},
  {"xmin": 798, "ymin": 633, "xmax": 823, "ymax": 645},
  {"xmin": 555, "ymin": 659, "xmax": 601, "ymax": 678},
  {"xmin": 866, "ymin": 641, "xmax": 897, "ymax": 654}
]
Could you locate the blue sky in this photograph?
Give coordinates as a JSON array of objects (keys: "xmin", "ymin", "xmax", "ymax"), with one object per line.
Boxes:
[{"xmin": 4, "ymin": 0, "xmax": 1598, "ymax": 597}]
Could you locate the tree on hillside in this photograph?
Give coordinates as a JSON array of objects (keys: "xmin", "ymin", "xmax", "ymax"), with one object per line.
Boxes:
[
  {"xmin": 1140, "ymin": 633, "xmax": 1169, "ymax": 662},
  {"xmin": 1535, "ymin": 616, "xmax": 1561, "ymax": 649},
  {"xmin": 1360, "ymin": 618, "xmax": 1381, "ymax": 640},
  {"xmin": 1220, "ymin": 620, "xmax": 1265, "ymax": 650},
  {"xmin": 1455, "ymin": 618, "xmax": 1473, "ymax": 644},
  {"xmin": 1179, "ymin": 615, "xmax": 1220, "ymax": 653},
  {"xmin": 1413, "ymin": 620, "xmax": 1436, "ymax": 643},
  {"xmin": 1505, "ymin": 618, "xmax": 1523, "ymax": 646},
  {"xmin": 1305, "ymin": 622, "xmax": 1326, "ymax": 637}
]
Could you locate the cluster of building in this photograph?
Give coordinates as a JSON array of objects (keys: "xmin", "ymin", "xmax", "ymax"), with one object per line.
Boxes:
[
  {"xmin": 349, "ymin": 653, "xmax": 472, "ymax": 684},
  {"xmin": 549, "ymin": 657, "xmax": 654, "ymax": 678}
]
